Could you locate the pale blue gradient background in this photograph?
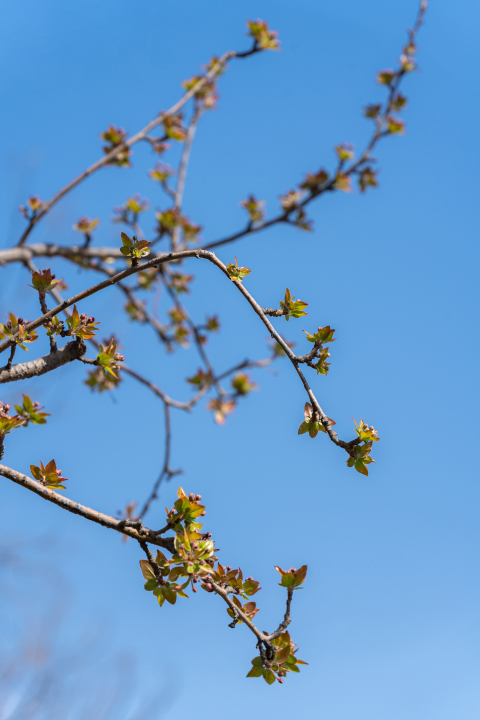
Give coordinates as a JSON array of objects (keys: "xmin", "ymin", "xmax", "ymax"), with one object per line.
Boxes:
[{"xmin": 1, "ymin": 1, "xmax": 479, "ymax": 718}]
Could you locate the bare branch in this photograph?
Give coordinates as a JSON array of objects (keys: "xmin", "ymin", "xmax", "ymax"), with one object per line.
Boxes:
[
  {"xmin": 0, "ymin": 463, "xmax": 174, "ymax": 552},
  {"xmin": 268, "ymin": 587, "xmax": 293, "ymax": 640},
  {"xmin": 0, "ymin": 340, "xmax": 86, "ymax": 385}
]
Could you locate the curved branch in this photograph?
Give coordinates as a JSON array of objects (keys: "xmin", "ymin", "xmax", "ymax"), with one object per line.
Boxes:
[{"xmin": 0, "ymin": 248, "xmax": 356, "ymax": 450}]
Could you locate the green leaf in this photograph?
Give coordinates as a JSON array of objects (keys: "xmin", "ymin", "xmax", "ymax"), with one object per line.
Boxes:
[
  {"xmin": 144, "ymin": 579, "xmax": 158, "ymax": 591},
  {"xmin": 355, "ymin": 459, "xmax": 369, "ymax": 476},
  {"xmin": 247, "ymin": 667, "xmax": 263, "ymax": 678},
  {"xmin": 281, "ymin": 574, "xmax": 296, "ymax": 588},
  {"xmin": 251, "ymin": 656, "xmax": 264, "ymax": 667},
  {"xmin": 163, "ymin": 586, "xmax": 177, "ymax": 605},
  {"xmin": 263, "ymin": 669, "xmax": 276, "ymax": 685}
]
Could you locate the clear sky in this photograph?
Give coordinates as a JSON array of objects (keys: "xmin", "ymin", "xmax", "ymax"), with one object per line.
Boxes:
[{"xmin": 1, "ymin": 1, "xmax": 479, "ymax": 718}]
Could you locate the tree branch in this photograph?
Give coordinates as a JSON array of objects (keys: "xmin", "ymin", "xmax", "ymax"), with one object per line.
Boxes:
[
  {"xmin": 0, "ymin": 340, "xmax": 86, "ymax": 384},
  {"xmin": 0, "ymin": 248, "xmax": 356, "ymax": 450},
  {"xmin": 16, "ymin": 48, "xmax": 260, "ymax": 249},
  {"xmin": 0, "ymin": 463, "xmax": 175, "ymax": 552},
  {"xmin": 268, "ymin": 587, "xmax": 293, "ymax": 640}
]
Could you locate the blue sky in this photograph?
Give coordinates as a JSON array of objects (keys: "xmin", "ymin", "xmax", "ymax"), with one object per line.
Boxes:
[{"xmin": 1, "ymin": 1, "xmax": 479, "ymax": 718}]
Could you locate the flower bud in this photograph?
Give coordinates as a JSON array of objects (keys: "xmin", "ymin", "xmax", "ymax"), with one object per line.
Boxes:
[{"xmin": 3, "ymin": 404, "xmax": 10, "ymax": 413}]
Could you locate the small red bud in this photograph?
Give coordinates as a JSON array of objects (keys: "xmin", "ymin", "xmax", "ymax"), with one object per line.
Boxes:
[
  {"xmin": 3, "ymin": 404, "xmax": 10, "ymax": 413},
  {"xmin": 192, "ymin": 586, "xmax": 197, "ymax": 592}
]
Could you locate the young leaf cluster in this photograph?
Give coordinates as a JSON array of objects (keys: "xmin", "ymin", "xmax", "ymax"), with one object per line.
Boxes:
[{"xmin": 30, "ymin": 459, "xmax": 68, "ymax": 490}]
